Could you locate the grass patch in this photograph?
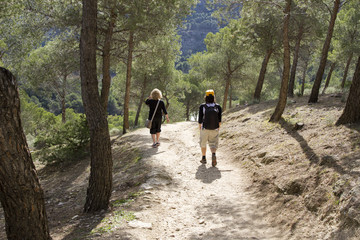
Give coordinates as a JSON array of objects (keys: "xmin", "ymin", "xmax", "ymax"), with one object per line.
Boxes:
[
  {"xmin": 112, "ymin": 210, "xmax": 136, "ymax": 222},
  {"xmin": 90, "ymin": 191, "xmax": 143, "ymax": 235},
  {"xmin": 262, "ymin": 120, "xmax": 280, "ymax": 132},
  {"xmin": 90, "ymin": 210, "xmax": 136, "ymax": 235}
]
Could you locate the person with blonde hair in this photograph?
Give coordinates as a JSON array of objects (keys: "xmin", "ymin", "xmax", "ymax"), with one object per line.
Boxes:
[
  {"xmin": 198, "ymin": 89, "xmax": 222, "ymax": 167},
  {"xmin": 145, "ymin": 88, "xmax": 169, "ymax": 148}
]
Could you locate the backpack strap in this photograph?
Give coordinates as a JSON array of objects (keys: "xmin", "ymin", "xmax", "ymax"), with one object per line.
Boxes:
[{"xmin": 150, "ymin": 100, "xmax": 160, "ymax": 121}]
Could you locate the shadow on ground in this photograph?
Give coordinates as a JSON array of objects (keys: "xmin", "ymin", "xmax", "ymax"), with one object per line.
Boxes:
[
  {"xmin": 195, "ymin": 164, "xmax": 221, "ymax": 184},
  {"xmin": 189, "ymin": 196, "xmax": 283, "ymax": 239},
  {"xmin": 33, "ymin": 131, "xmax": 157, "ymax": 239},
  {"xmin": 279, "ymin": 118, "xmax": 360, "ymax": 179}
]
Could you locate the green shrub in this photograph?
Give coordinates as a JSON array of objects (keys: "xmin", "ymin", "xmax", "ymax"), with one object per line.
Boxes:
[
  {"xmin": 108, "ymin": 114, "xmax": 123, "ymax": 132},
  {"xmin": 34, "ymin": 113, "xmax": 90, "ymax": 163},
  {"xmin": 20, "ymin": 91, "xmax": 58, "ymax": 137},
  {"xmin": 165, "ymin": 98, "xmax": 186, "ymax": 122}
]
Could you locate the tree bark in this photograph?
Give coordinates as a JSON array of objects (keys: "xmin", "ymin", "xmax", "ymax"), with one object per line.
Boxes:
[
  {"xmin": 163, "ymin": 95, "xmax": 170, "ymax": 109},
  {"xmin": 223, "ymin": 59, "xmax": 235, "ymax": 112},
  {"xmin": 223, "ymin": 75, "xmax": 231, "ymax": 112},
  {"xmin": 336, "ymin": 56, "xmax": 360, "ymax": 125},
  {"xmin": 269, "ymin": 0, "xmax": 291, "ymax": 122},
  {"xmin": 123, "ymin": 31, "xmax": 134, "ymax": 134},
  {"xmin": 229, "ymin": 84, "xmax": 233, "ymax": 109},
  {"xmin": 100, "ymin": 11, "xmax": 116, "ymax": 111},
  {"xmin": 301, "ymin": 58, "xmax": 309, "ymax": 96},
  {"xmin": 322, "ymin": 61, "xmax": 336, "ymax": 95},
  {"xmin": 288, "ymin": 25, "xmax": 304, "ymax": 98},
  {"xmin": 341, "ymin": 53, "xmax": 353, "ymax": 89},
  {"xmin": 308, "ymin": 0, "xmax": 341, "ymax": 103},
  {"xmin": 134, "ymin": 74, "xmax": 147, "ymax": 126},
  {"xmin": 253, "ymin": 49, "xmax": 273, "ymax": 102},
  {"xmin": 0, "ymin": 67, "xmax": 51, "ymax": 240},
  {"xmin": 80, "ymin": 0, "xmax": 113, "ymax": 212}
]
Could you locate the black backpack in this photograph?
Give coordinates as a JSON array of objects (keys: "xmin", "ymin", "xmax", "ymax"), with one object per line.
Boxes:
[{"xmin": 203, "ymin": 104, "xmax": 219, "ymax": 130}]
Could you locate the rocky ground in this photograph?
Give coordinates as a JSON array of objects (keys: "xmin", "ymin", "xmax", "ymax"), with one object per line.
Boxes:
[{"xmin": 0, "ymin": 94, "xmax": 359, "ymax": 239}]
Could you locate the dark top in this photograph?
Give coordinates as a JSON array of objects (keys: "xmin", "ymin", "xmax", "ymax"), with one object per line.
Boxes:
[
  {"xmin": 198, "ymin": 103, "xmax": 222, "ymax": 129},
  {"xmin": 145, "ymin": 99, "xmax": 167, "ymax": 120}
]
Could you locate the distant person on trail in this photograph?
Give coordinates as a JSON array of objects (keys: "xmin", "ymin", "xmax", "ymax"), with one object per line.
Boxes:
[
  {"xmin": 198, "ymin": 89, "xmax": 222, "ymax": 167},
  {"xmin": 145, "ymin": 88, "xmax": 170, "ymax": 148}
]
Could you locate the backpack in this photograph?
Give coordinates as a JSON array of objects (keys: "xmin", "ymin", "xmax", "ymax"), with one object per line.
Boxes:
[{"xmin": 203, "ymin": 104, "xmax": 219, "ymax": 130}]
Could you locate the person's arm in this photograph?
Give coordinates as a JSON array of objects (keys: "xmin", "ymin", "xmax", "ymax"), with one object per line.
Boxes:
[
  {"xmin": 161, "ymin": 101, "xmax": 168, "ymax": 115},
  {"xmin": 218, "ymin": 105, "xmax": 222, "ymax": 128},
  {"xmin": 161, "ymin": 101, "xmax": 170, "ymax": 123},
  {"xmin": 145, "ymin": 95, "xmax": 153, "ymax": 104},
  {"xmin": 198, "ymin": 105, "xmax": 203, "ymax": 130}
]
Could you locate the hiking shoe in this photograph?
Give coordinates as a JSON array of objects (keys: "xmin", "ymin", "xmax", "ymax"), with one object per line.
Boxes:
[
  {"xmin": 200, "ymin": 158, "xmax": 207, "ymax": 164},
  {"xmin": 152, "ymin": 143, "xmax": 158, "ymax": 148},
  {"xmin": 156, "ymin": 142, "xmax": 160, "ymax": 146},
  {"xmin": 212, "ymin": 154, "xmax": 217, "ymax": 167}
]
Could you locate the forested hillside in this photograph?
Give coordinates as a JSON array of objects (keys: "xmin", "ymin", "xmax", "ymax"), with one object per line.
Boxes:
[
  {"xmin": 176, "ymin": 0, "xmax": 220, "ymax": 72},
  {"xmin": 1, "ymin": 0, "xmax": 360, "ymax": 239}
]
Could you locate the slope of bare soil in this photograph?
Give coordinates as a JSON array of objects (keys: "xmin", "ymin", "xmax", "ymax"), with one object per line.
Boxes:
[
  {"xmin": 221, "ymin": 94, "xmax": 360, "ymax": 239},
  {"xmin": 0, "ymin": 94, "xmax": 359, "ymax": 239}
]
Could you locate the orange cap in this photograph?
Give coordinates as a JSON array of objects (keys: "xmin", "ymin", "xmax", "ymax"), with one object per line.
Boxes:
[{"xmin": 206, "ymin": 89, "xmax": 214, "ymax": 96}]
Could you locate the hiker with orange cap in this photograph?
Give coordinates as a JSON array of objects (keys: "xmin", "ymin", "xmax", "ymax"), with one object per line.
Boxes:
[{"xmin": 198, "ymin": 89, "xmax": 222, "ymax": 167}]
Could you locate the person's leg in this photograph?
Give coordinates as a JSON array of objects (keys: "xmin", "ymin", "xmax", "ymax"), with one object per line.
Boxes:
[
  {"xmin": 200, "ymin": 130, "xmax": 208, "ymax": 163},
  {"xmin": 156, "ymin": 132, "xmax": 160, "ymax": 144},
  {"xmin": 208, "ymin": 130, "xmax": 219, "ymax": 167},
  {"xmin": 201, "ymin": 147, "xmax": 207, "ymax": 156},
  {"xmin": 154, "ymin": 118, "xmax": 162, "ymax": 146},
  {"xmin": 150, "ymin": 125, "xmax": 157, "ymax": 147}
]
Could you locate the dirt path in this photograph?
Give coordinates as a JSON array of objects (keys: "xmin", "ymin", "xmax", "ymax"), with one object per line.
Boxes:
[{"xmin": 125, "ymin": 121, "xmax": 283, "ymax": 239}]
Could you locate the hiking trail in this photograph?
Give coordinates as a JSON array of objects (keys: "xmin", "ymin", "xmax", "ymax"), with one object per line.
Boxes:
[{"xmin": 123, "ymin": 121, "xmax": 282, "ymax": 239}]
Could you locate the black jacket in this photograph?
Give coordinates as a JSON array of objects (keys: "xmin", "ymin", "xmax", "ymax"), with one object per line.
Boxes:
[{"xmin": 145, "ymin": 99, "xmax": 167, "ymax": 120}]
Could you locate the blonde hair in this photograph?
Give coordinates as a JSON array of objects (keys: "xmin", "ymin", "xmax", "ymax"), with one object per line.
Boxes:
[{"xmin": 151, "ymin": 88, "xmax": 162, "ymax": 100}]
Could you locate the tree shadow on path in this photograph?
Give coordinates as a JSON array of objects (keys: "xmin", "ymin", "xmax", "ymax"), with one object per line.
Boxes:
[
  {"xmin": 195, "ymin": 164, "xmax": 221, "ymax": 184},
  {"xmin": 189, "ymin": 196, "xmax": 283, "ymax": 240},
  {"xmin": 279, "ymin": 118, "xmax": 320, "ymax": 165},
  {"xmin": 279, "ymin": 119, "xmax": 355, "ymax": 177}
]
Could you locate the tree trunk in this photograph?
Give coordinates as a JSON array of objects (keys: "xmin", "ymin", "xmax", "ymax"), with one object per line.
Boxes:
[
  {"xmin": 223, "ymin": 75, "xmax": 231, "ymax": 112},
  {"xmin": 336, "ymin": 56, "xmax": 360, "ymax": 125},
  {"xmin": 61, "ymin": 74, "xmax": 67, "ymax": 123},
  {"xmin": 123, "ymin": 31, "xmax": 134, "ymax": 134},
  {"xmin": 341, "ymin": 53, "xmax": 353, "ymax": 89},
  {"xmin": 322, "ymin": 62, "xmax": 336, "ymax": 95},
  {"xmin": 253, "ymin": 49, "xmax": 273, "ymax": 102},
  {"xmin": 100, "ymin": 11, "xmax": 116, "ymax": 111},
  {"xmin": 80, "ymin": 0, "xmax": 113, "ymax": 212},
  {"xmin": 185, "ymin": 99, "xmax": 190, "ymax": 121},
  {"xmin": 301, "ymin": 58, "xmax": 309, "ymax": 96},
  {"xmin": 288, "ymin": 25, "xmax": 304, "ymax": 98},
  {"xmin": 308, "ymin": 0, "xmax": 341, "ymax": 103},
  {"xmin": 163, "ymin": 95, "xmax": 170, "ymax": 109},
  {"xmin": 269, "ymin": 0, "xmax": 291, "ymax": 122},
  {"xmin": 229, "ymin": 84, "xmax": 233, "ymax": 109},
  {"xmin": 134, "ymin": 74, "xmax": 147, "ymax": 126},
  {"xmin": 0, "ymin": 67, "xmax": 51, "ymax": 240}
]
